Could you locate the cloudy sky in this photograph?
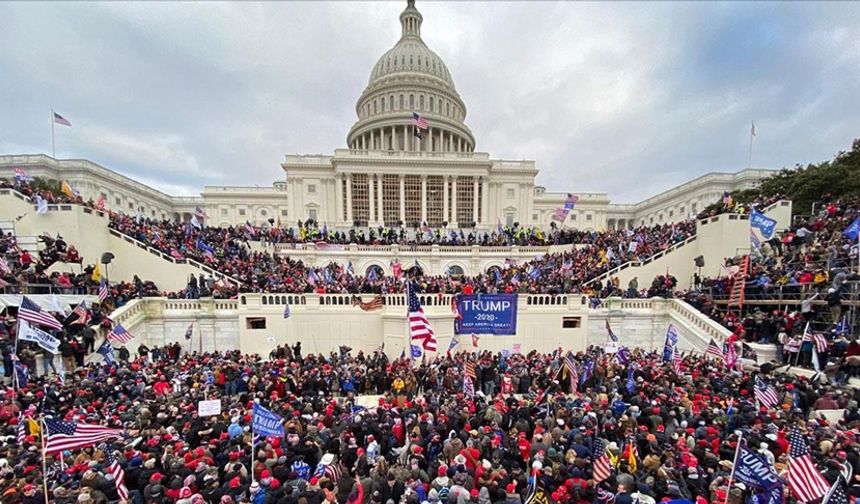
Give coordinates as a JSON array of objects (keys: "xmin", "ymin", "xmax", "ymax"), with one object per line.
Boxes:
[{"xmin": 1, "ymin": 2, "xmax": 858, "ymax": 202}]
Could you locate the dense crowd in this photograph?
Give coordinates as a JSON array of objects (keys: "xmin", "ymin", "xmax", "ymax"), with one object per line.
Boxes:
[{"xmin": 0, "ymin": 341, "xmax": 858, "ymax": 504}]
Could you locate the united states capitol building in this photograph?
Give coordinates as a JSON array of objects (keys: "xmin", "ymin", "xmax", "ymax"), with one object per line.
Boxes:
[{"xmin": 0, "ymin": 0, "xmax": 772, "ymax": 232}]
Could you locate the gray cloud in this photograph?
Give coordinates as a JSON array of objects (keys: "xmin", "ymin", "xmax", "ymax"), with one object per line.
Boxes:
[{"xmin": 0, "ymin": 1, "xmax": 857, "ymax": 201}]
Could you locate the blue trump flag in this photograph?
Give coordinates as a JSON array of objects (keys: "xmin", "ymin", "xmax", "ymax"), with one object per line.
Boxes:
[
  {"xmin": 844, "ymin": 216, "xmax": 860, "ymax": 241},
  {"xmin": 196, "ymin": 239, "xmax": 215, "ymax": 256},
  {"xmin": 252, "ymin": 403, "xmax": 285, "ymax": 438},
  {"xmin": 97, "ymin": 340, "xmax": 116, "ymax": 365},
  {"xmin": 750, "ymin": 210, "xmax": 778, "ymax": 239},
  {"xmin": 732, "ymin": 443, "xmax": 783, "ymax": 504},
  {"xmin": 411, "ymin": 344, "xmax": 423, "ymax": 359},
  {"xmin": 662, "ymin": 324, "xmax": 679, "ymax": 362}
]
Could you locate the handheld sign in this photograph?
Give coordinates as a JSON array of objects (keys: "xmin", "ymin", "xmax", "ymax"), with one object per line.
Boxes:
[{"xmin": 198, "ymin": 399, "xmax": 222, "ymax": 417}]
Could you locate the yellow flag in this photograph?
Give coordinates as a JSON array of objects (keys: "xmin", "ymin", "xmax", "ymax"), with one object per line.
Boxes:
[
  {"xmin": 27, "ymin": 418, "xmax": 40, "ymax": 436},
  {"xmin": 91, "ymin": 264, "xmax": 101, "ymax": 282},
  {"xmin": 61, "ymin": 180, "xmax": 74, "ymax": 197}
]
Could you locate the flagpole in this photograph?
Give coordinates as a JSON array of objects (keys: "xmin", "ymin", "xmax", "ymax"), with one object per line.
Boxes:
[
  {"xmin": 40, "ymin": 415, "xmax": 50, "ymax": 504},
  {"xmin": 723, "ymin": 432, "xmax": 743, "ymax": 504},
  {"xmin": 748, "ymin": 123, "xmax": 754, "ymax": 168},
  {"xmin": 51, "ymin": 109, "xmax": 55, "ymax": 159},
  {"xmin": 250, "ymin": 419, "xmax": 256, "ymax": 485}
]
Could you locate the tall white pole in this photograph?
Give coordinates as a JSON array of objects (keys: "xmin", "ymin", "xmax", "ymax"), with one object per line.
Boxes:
[
  {"xmin": 51, "ymin": 109, "xmax": 56, "ymax": 159},
  {"xmin": 748, "ymin": 122, "xmax": 754, "ymax": 168}
]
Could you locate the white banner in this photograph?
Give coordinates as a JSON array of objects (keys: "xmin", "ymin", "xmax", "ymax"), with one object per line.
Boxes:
[
  {"xmin": 18, "ymin": 321, "xmax": 60, "ymax": 354},
  {"xmin": 604, "ymin": 342, "xmax": 618, "ymax": 354},
  {"xmin": 198, "ymin": 399, "xmax": 222, "ymax": 417}
]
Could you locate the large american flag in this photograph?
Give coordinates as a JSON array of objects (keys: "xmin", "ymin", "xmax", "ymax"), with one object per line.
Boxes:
[
  {"xmin": 592, "ymin": 438, "xmax": 612, "ymax": 483},
  {"xmin": 70, "ymin": 302, "xmax": 91, "ymax": 326},
  {"xmin": 672, "ymin": 346, "xmax": 682, "ymax": 373},
  {"xmin": 802, "ymin": 329, "xmax": 829, "ymax": 353},
  {"xmin": 106, "ymin": 323, "xmax": 134, "ymax": 345},
  {"xmin": 98, "ymin": 279, "xmax": 110, "ymax": 303},
  {"xmin": 408, "ymin": 283, "xmax": 436, "ymax": 351},
  {"xmin": 18, "ymin": 296, "xmax": 63, "ymax": 330},
  {"xmin": 706, "ymin": 338, "xmax": 724, "ymax": 359},
  {"xmin": 44, "ymin": 417, "xmax": 123, "ymax": 453},
  {"xmin": 788, "ymin": 426, "xmax": 829, "ymax": 503},
  {"xmin": 464, "ymin": 360, "xmax": 477, "ymax": 380},
  {"xmin": 754, "ymin": 376, "xmax": 779, "ymax": 408},
  {"xmin": 412, "ymin": 112, "xmax": 428, "ymax": 130},
  {"xmin": 100, "ymin": 444, "xmax": 129, "ymax": 501},
  {"xmin": 564, "ymin": 352, "xmax": 578, "ymax": 392},
  {"xmin": 53, "ymin": 111, "xmax": 72, "ymax": 127}
]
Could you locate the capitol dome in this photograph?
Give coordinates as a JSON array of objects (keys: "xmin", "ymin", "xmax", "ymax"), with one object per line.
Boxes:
[{"xmin": 347, "ymin": 0, "xmax": 475, "ymax": 154}]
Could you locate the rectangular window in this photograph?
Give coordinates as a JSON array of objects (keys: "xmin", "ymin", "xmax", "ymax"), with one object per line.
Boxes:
[
  {"xmin": 351, "ymin": 173, "xmax": 370, "ymax": 225},
  {"xmin": 533, "ymin": 214, "xmax": 538, "ymax": 221},
  {"xmin": 506, "ymin": 213, "xmax": 514, "ymax": 227},
  {"xmin": 128, "ymin": 202, "xmax": 134, "ymax": 209},
  {"xmin": 281, "ymin": 209, "xmax": 288, "ymax": 217},
  {"xmin": 586, "ymin": 214, "xmax": 593, "ymax": 221},
  {"xmin": 669, "ymin": 210, "xmax": 674, "ymax": 217},
  {"xmin": 426, "ymin": 175, "xmax": 443, "ymax": 226},
  {"xmin": 562, "ymin": 317, "xmax": 581, "ymax": 329},
  {"xmin": 308, "ymin": 208, "xmax": 317, "ymax": 221},
  {"xmin": 307, "ymin": 184, "xmax": 316, "ymax": 194},
  {"xmin": 456, "ymin": 176, "xmax": 474, "ymax": 225},
  {"xmin": 221, "ymin": 208, "xmax": 228, "ymax": 217},
  {"xmin": 246, "ymin": 317, "xmax": 267, "ymax": 330},
  {"xmin": 115, "ymin": 197, "xmax": 121, "ymax": 205},
  {"xmin": 239, "ymin": 208, "xmax": 246, "ymax": 216},
  {"xmin": 570, "ymin": 214, "xmax": 577, "ymax": 220},
  {"xmin": 404, "ymin": 175, "xmax": 421, "ymax": 226},
  {"xmin": 506, "ymin": 188, "xmax": 515, "ymax": 199},
  {"xmin": 382, "ymin": 174, "xmax": 400, "ymax": 225}
]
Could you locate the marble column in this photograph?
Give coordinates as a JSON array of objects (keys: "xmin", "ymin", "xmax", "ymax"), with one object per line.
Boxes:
[
  {"xmin": 335, "ymin": 174, "xmax": 344, "ymax": 223},
  {"xmin": 399, "ymin": 174, "xmax": 406, "ymax": 224},
  {"xmin": 377, "ymin": 173, "xmax": 384, "ymax": 225},
  {"xmin": 420, "ymin": 175, "xmax": 427, "ymax": 223},
  {"xmin": 481, "ymin": 178, "xmax": 489, "ymax": 227},
  {"xmin": 346, "ymin": 173, "xmax": 353, "ymax": 223},
  {"xmin": 368, "ymin": 174, "xmax": 376, "ymax": 224},
  {"xmin": 472, "ymin": 176, "xmax": 479, "ymax": 225},
  {"xmin": 451, "ymin": 176, "xmax": 458, "ymax": 227}
]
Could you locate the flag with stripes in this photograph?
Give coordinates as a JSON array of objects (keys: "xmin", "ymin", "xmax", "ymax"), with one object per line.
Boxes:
[
  {"xmin": 787, "ymin": 426, "xmax": 829, "ymax": 503},
  {"xmin": 98, "ymin": 279, "xmax": 110, "ymax": 303},
  {"xmin": 822, "ymin": 476, "xmax": 849, "ymax": 504},
  {"xmin": 53, "ymin": 111, "xmax": 72, "ymax": 127},
  {"xmin": 0, "ymin": 257, "xmax": 10, "ymax": 274},
  {"xmin": 14, "ymin": 168, "xmax": 33, "ymax": 182},
  {"xmin": 17, "ymin": 413, "xmax": 27, "ymax": 444},
  {"xmin": 563, "ymin": 352, "xmax": 578, "ymax": 392},
  {"xmin": 70, "ymin": 302, "xmax": 90, "ymax": 326},
  {"xmin": 106, "ymin": 324, "xmax": 134, "ymax": 345},
  {"xmin": 785, "ymin": 337, "xmax": 801, "ymax": 353},
  {"xmin": 100, "ymin": 444, "xmax": 129, "ymax": 501},
  {"xmin": 672, "ymin": 346, "xmax": 682, "ymax": 373},
  {"xmin": 44, "ymin": 417, "xmax": 123, "ymax": 453},
  {"xmin": 463, "ymin": 375, "xmax": 475, "ymax": 399},
  {"xmin": 18, "ymin": 296, "xmax": 63, "ymax": 330},
  {"xmin": 464, "ymin": 360, "xmax": 477, "ymax": 380},
  {"xmin": 185, "ymin": 323, "xmax": 194, "ymax": 340},
  {"xmin": 724, "ymin": 342, "xmax": 738, "ymax": 369},
  {"xmin": 754, "ymin": 376, "xmax": 779, "ymax": 408},
  {"xmin": 407, "ymin": 282, "xmax": 436, "ymax": 351},
  {"xmin": 706, "ymin": 339, "xmax": 724, "ymax": 359},
  {"xmin": 412, "ymin": 112, "xmax": 428, "ymax": 130},
  {"xmin": 592, "ymin": 438, "xmax": 612, "ymax": 483}
]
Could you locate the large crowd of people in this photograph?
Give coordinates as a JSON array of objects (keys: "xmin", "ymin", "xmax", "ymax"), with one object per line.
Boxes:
[{"xmin": 0, "ymin": 341, "xmax": 858, "ymax": 504}]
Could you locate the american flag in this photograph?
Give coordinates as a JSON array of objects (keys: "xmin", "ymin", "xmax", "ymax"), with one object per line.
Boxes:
[
  {"xmin": 70, "ymin": 302, "xmax": 90, "ymax": 326},
  {"xmin": 95, "ymin": 193, "xmax": 106, "ymax": 211},
  {"xmin": 408, "ymin": 283, "xmax": 436, "ymax": 351},
  {"xmin": 106, "ymin": 323, "xmax": 134, "ymax": 344},
  {"xmin": 724, "ymin": 342, "xmax": 738, "ymax": 369},
  {"xmin": 194, "ymin": 206, "xmax": 208, "ymax": 219},
  {"xmin": 822, "ymin": 476, "xmax": 849, "ymax": 504},
  {"xmin": 564, "ymin": 351, "xmax": 578, "ymax": 392},
  {"xmin": 463, "ymin": 375, "xmax": 475, "ymax": 399},
  {"xmin": 98, "ymin": 279, "xmax": 110, "ymax": 303},
  {"xmin": 100, "ymin": 444, "xmax": 129, "ymax": 501},
  {"xmin": 802, "ymin": 330, "xmax": 829, "ymax": 353},
  {"xmin": 44, "ymin": 417, "xmax": 123, "ymax": 453},
  {"xmin": 754, "ymin": 376, "xmax": 779, "ymax": 408},
  {"xmin": 464, "ymin": 360, "xmax": 477, "ymax": 380},
  {"xmin": 53, "ymin": 111, "xmax": 72, "ymax": 127},
  {"xmin": 706, "ymin": 339, "xmax": 724, "ymax": 359},
  {"xmin": 412, "ymin": 112, "xmax": 428, "ymax": 130},
  {"xmin": 672, "ymin": 346, "xmax": 682, "ymax": 373},
  {"xmin": 18, "ymin": 296, "xmax": 63, "ymax": 330},
  {"xmin": 0, "ymin": 257, "xmax": 10, "ymax": 274},
  {"xmin": 592, "ymin": 438, "xmax": 612, "ymax": 483},
  {"xmin": 14, "ymin": 168, "xmax": 33, "ymax": 182},
  {"xmin": 787, "ymin": 426, "xmax": 829, "ymax": 503},
  {"xmin": 17, "ymin": 413, "xmax": 27, "ymax": 445}
]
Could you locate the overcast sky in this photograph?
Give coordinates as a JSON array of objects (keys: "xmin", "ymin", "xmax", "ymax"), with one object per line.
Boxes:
[{"xmin": 1, "ymin": 1, "xmax": 858, "ymax": 202}]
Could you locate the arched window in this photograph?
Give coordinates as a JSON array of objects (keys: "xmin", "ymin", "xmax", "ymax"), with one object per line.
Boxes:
[
  {"xmin": 366, "ymin": 264, "xmax": 385, "ymax": 278},
  {"xmin": 381, "ymin": 97, "xmax": 386, "ymax": 111},
  {"xmin": 399, "ymin": 94, "xmax": 404, "ymax": 109},
  {"xmin": 419, "ymin": 95, "xmax": 424, "ymax": 109},
  {"xmin": 409, "ymin": 55, "xmax": 413, "ymax": 65},
  {"xmin": 429, "ymin": 96, "xmax": 434, "ymax": 111},
  {"xmin": 390, "ymin": 95, "xmax": 394, "ymax": 110},
  {"xmin": 410, "ymin": 94, "xmax": 414, "ymax": 109},
  {"xmin": 447, "ymin": 265, "xmax": 464, "ymax": 277},
  {"xmin": 446, "ymin": 102, "xmax": 449, "ymax": 115},
  {"xmin": 374, "ymin": 100, "xmax": 378, "ymax": 113}
]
